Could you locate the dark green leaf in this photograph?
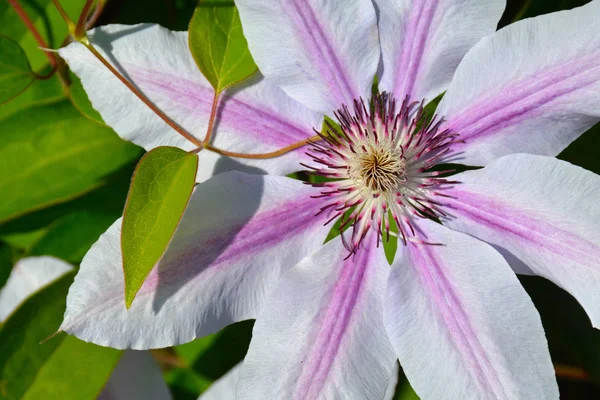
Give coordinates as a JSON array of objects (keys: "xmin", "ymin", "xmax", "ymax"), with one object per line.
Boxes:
[
  {"xmin": 169, "ymin": 320, "xmax": 254, "ymax": 397},
  {"xmin": 122, "ymin": 146, "xmax": 198, "ymax": 308},
  {"xmin": 0, "ymin": 0, "xmax": 85, "ymax": 70},
  {"xmin": 188, "ymin": 0, "xmax": 257, "ymax": 92},
  {"xmin": 0, "ymin": 35, "xmax": 35, "ymax": 104},
  {"xmin": 0, "ymin": 272, "xmax": 122, "ymax": 399},
  {"xmin": 0, "ymin": 156, "xmax": 141, "ymax": 253},
  {"xmin": 0, "ymin": 69, "xmax": 64, "ymax": 121},
  {"xmin": 27, "ymin": 210, "xmax": 120, "ymax": 263},
  {"xmin": 0, "ymin": 243, "xmax": 14, "ymax": 289},
  {"xmin": 0, "ymin": 100, "xmax": 141, "ymax": 223}
]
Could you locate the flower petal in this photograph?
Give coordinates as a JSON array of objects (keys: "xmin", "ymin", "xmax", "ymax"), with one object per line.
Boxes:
[
  {"xmin": 59, "ymin": 24, "xmax": 322, "ymax": 181},
  {"xmin": 385, "ymin": 219, "xmax": 558, "ymax": 400},
  {"xmin": 375, "ymin": 0, "xmax": 505, "ymax": 103},
  {"xmin": 99, "ymin": 351, "xmax": 172, "ymax": 400},
  {"xmin": 437, "ymin": 1, "xmax": 600, "ymax": 166},
  {"xmin": 198, "ymin": 362, "xmax": 241, "ymax": 400},
  {"xmin": 384, "ymin": 363, "xmax": 400, "ymax": 400},
  {"xmin": 0, "ymin": 256, "xmax": 73, "ymax": 322},
  {"xmin": 238, "ymin": 236, "xmax": 396, "ymax": 400},
  {"xmin": 442, "ymin": 154, "xmax": 600, "ymax": 328},
  {"xmin": 61, "ymin": 172, "xmax": 331, "ymax": 349},
  {"xmin": 236, "ymin": 0, "xmax": 380, "ymax": 115}
]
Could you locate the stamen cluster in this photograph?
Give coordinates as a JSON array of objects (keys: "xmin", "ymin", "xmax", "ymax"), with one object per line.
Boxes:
[{"xmin": 304, "ymin": 93, "xmax": 459, "ymax": 253}]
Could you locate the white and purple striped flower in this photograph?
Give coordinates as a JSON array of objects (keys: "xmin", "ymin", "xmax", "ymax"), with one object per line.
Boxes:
[{"xmin": 59, "ymin": 0, "xmax": 600, "ymax": 399}]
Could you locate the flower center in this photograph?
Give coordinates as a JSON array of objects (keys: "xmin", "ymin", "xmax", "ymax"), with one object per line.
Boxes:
[
  {"xmin": 304, "ymin": 93, "xmax": 458, "ymax": 253},
  {"xmin": 348, "ymin": 143, "xmax": 406, "ymax": 195}
]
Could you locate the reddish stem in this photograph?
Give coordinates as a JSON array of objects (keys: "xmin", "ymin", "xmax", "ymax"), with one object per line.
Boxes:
[{"xmin": 8, "ymin": 0, "xmax": 57, "ymax": 67}]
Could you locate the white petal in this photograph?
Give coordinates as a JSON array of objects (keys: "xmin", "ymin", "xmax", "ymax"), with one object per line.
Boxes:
[
  {"xmin": 238, "ymin": 236, "xmax": 396, "ymax": 400},
  {"xmin": 0, "ymin": 256, "xmax": 72, "ymax": 322},
  {"xmin": 61, "ymin": 172, "xmax": 331, "ymax": 349},
  {"xmin": 384, "ymin": 363, "xmax": 399, "ymax": 400},
  {"xmin": 60, "ymin": 24, "xmax": 322, "ymax": 181},
  {"xmin": 99, "ymin": 351, "xmax": 172, "ymax": 400},
  {"xmin": 236, "ymin": 0, "xmax": 380, "ymax": 115},
  {"xmin": 438, "ymin": 1, "xmax": 600, "ymax": 166},
  {"xmin": 384, "ymin": 219, "xmax": 558, "ymax": 400},
  {"xmin": 442, "ymin": 154, "xmax": 600, "ymax": 328},
  {"xmin": 198, "ymin": 362, "xmax": 241, "ymax": 400},
  {"xmin": 375, "ymin": 0, "xmax": 505, "ymax": 103}
]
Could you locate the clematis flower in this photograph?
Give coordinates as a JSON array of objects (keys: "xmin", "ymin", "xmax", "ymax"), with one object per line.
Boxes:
[{"xmin": 59, "ymin": 0, "xmax": 600, "ymax": 399}]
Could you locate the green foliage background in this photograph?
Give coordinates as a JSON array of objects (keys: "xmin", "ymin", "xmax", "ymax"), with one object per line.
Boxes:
[{"xmin": 0, "ymin": 0, "xmax": 598, "ymax": 398}]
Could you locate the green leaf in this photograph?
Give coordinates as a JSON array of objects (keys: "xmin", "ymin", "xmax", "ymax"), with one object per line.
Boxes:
[
  {"xmin": 122, "ymin": 146, "xmax": 198, "ymax": 308},
  {"xmin": 0, "ymin": 272, "xmax": 122, "ymax": 399},
  {"xmin": 0, "ymin": 69, "xmax": 64, "ymax": 122},
  {"xmin": 68, "ymin": 71, "xmax": 105, "ymax": 125},
  {"xmin": 0, "ymin": 243, "xmax": 14, "ymax": 289},
  {"xmin": 188, "ymin": 0, "xmax": 257, "ymax": 92},
  {"xmin": 0, "ymin": 156, "xmax": 141, "ymax": 253},
  {"xmin": 0, "ymin": 35, "xmax": 35, "ymax": 105},
  {"xmin": 168, "ymin": 320, "xmax": 254, "ymax": 397},
  {"xmin": 0, "ymin": 0, "xmax": 85, "ymax": 70},
  {"xmin": 0, "ymin": 100, "xmax": 141, "ymax": 223},
  {"xmin": 27, "ymin": 210, "xmax": 121, "ymax": 264}
]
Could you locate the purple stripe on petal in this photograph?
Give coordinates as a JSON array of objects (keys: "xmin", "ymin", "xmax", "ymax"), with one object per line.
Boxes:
[
  {"xmin": 447, "ymin": 51, "xmax": 600, "ymax": 151},
  {"xmin": 283, "ymin": 0, "xmax": 357, "ymax": 106},
  {"xmin": 128, "ymin": 66, "xmax": 313, "ymax": 146},
  {"xmin": 393, "ymin": 0, "xmax": 439, "ymax": 99},
  {"xmin": 411, "ymin": 242, "xmax": 508, "ymax": 398},
  {"xmin": 294, "ymin": 246, "xmax": 373, "ymax": 400},
  {"xmin": 444, "ymin": 190, "xmax": 600, "ymax": 268},
  {"xmin": 142, "ymin": 196, "xmax": 324, "ymax": 292}
]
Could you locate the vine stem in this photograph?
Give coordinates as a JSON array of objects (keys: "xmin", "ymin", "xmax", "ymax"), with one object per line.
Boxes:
[
  {"xmin": 51, "ymin": 0, "xmax": 320, "ymax": 160},
  {"xmin": 203, "ymin": 91, "xmax": 220, "ymax": 143},
  {"xmin": 202, "ymin": 135, "xmax": 320, "ymax": 159},
  {"xmin": 8, "ymin": 0, "xmax": 57, "ymax": 67},
  {"xmin": 82, "ymin": 42, "xmax": 203, "ymax": 147},
  {"xmin": 75, "ymin": 0, "xmax": 96, "ymax": 38}
]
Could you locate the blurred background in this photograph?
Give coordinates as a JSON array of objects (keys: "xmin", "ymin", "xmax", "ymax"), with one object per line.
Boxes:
[{"xmin": 0, "ymin": 0, "xmax": 599, "ymax": 398}]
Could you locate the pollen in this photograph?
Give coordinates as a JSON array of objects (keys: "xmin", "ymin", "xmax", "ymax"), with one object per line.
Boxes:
[
  {"xmin": 348, "ymin": 143, "xmax": 406, "ymax": 194},
  {"xmin": 303, "ymin": 93, "xmax": 459, "ymax": 253}
]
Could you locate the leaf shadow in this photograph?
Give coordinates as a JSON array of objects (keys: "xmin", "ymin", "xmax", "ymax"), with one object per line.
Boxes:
[{"xmin": 151, "ymin": 158, "xmax": 265, "ymax": 317}]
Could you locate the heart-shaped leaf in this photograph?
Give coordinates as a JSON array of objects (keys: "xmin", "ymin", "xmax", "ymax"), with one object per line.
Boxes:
[
  {"xmin": 0, "ymin": 35, "xmax": 35, "ymax": 104},
  {"xmin": 121, "ymin": 146, "xmax": 198, "ymax": 308},
  {"xmin": 188, "ymin": 0, "xmax": 257, "ymax": 92}
]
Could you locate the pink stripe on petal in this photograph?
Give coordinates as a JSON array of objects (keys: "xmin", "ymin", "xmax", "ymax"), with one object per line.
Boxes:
[
  {"xmin": 393, "ymin": 0, "xmax": 439, "ymax": 99},
  {"xmin": 129, "ymin": 66, "xmax": 315, "ymax": 146},
  {"xmin": 295, "ymin": 246, "xmax": 373, "ymax": 399},
  {"xmin": 444, "ymin": 190, "xmax": 600, "ymax": 268},
  {"xmin": 410, "ymin": 243, "xmax": 507, "ymax": 397},
  {"xmin": 437, "ymin": 2, "xmax": 600, "ymax": 165},
  {"xmin": 448, "ymin": 52, "xmax": 600, "ymax": 151},
  {"xmin": 441, "ymin": 154, "xmax": 600, "ymax": 329},
  {"xmin": 283, "ymin": 0, "xmax": 356, "ymax": 106},
  {"xmin": 142, "ymin": 196, "xmax": 325, "ymax": 292},
  {"xmin": 385, "ymin": 219, "xmax": 558, "ymax": 399},
  {"xmin": 238, "ymin": 237, "xmax": 396, "ymax": 400},
  {"xmin": 376, "ymin": 0, "xmax": 504, "ymax": 103},
  {"xmin": 61, "ymin": 174, "xmax": 332, "ymax": 349},
  {"xmin": 236, "ymin": 0, "xmax": 379, "ymax": 114}
]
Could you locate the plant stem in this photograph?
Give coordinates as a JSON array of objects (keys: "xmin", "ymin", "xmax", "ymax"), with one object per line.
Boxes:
[
  {"xmin": 83, "ymin": 42, "xmax": 203, "ymax": 147},
  {"xmin": 202, "ymin": 135, "xmax": 320, "ymax": 159},
  {"xmin": 8, "ymin": 0, "xmax": 57, "ymax": 67},
  {"xmin": 203, "ymin": 91, "xmax": 220, "ymax": 143},
  {"xmin": 85, "ymin": 0, "xmax": 106, "ymax": 30},
  {"xmin": 75, "ymin": 0, "xmax": 95, "ymax": 38}
]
